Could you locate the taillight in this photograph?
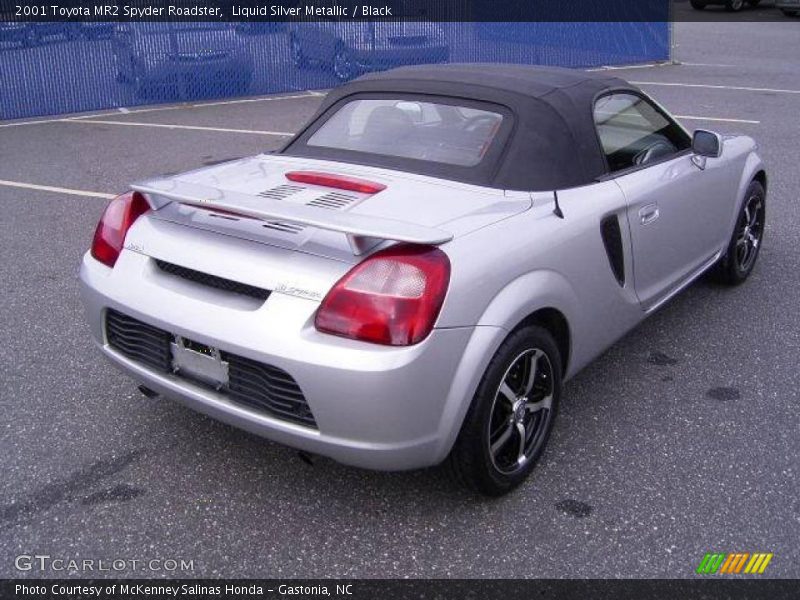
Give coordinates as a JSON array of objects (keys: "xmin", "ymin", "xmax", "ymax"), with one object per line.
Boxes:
[
  {"xmin": 315, "ymin": 244, "xmax": 450, "ymax": 346},
  {"xmin": 286, "ymin": 171, "xmax": 386, "ymax": 195},
  {"xmin": 90, "ymin": 191, "xmax": 150, "ymax": 268}
]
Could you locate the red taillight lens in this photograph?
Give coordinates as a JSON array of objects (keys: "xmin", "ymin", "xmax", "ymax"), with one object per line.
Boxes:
[
  {"xmin": 286, "ymin": 171, "xmax": 386, "ymax": 195},
  {"xmin": 90, "ymin": 191, "xmax": 150, "ymax": 268},
  {"xmin": 315, "ymin": 244, "xmax": 451, "ymax": 346}
]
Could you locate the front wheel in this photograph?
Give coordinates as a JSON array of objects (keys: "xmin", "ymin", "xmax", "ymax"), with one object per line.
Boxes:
[
  {"xmin": 448, "ymin": 325, "xmax": 562, "ymax": 496},
  {"xmin": 715, "ymin": 180, "xmax": 765, "ymax": 285}
]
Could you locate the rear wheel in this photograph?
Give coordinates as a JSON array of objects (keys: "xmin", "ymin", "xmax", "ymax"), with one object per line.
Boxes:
[
  {"xmin": 448, "ymin": 325, "xmax": 562, "ymax": 496},
  {"xmin": 289, "ymin": 34, "xmax": 306, "ymax": 68},
  {"xmin": 131, "ymin": 62, "xmax": 152, "ymax": 99},
  {"xmin": 715, "ymin": 180, "xmax": 765, "ymax": 285},
  {"xmin": 332, "ymin": 45, "xmax": 356, "ymax": 81}
]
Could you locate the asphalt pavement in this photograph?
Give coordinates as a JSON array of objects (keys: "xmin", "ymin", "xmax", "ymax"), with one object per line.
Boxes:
[{"xmin": 0, "ymin": 20, "xmax": 798, "ymax": 578}]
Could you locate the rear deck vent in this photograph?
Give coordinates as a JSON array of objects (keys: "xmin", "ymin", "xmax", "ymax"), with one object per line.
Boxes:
[
  {"xmin": 262, "ymin": 221, "xmax": 305, "ymax": 234},
  {"xmin": 306, "ymin": 191, "xmax": 358, "ymax": 210},
  {"xmin": 257, "ymin": 184, "xmax": 304, "ymax": 201},
  {"xmin": 155, "ymin": 260, "xmax": 270, "ymax": 301}
]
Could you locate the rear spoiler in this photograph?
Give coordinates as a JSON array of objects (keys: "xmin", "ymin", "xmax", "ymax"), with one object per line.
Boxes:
[{"xmin": 132, "ymin": 178, "xmax": 453, "ymax": 255}]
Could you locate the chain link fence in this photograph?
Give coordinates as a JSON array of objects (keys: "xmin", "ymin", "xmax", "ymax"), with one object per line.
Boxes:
[{"xmin": 0, "ymin": 21, "xmax": 670, "ymax": 120}]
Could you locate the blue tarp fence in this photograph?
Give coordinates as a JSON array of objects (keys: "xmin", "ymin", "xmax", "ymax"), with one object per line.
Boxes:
[{"xmin": 0, "ymin": 22, "xmax": 670, "ymax": 121}]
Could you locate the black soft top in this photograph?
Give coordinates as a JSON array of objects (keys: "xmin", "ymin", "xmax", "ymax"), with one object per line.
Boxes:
[{"xmin": 284, "ymin": 64, "xmax": 639, "ymax": 191}]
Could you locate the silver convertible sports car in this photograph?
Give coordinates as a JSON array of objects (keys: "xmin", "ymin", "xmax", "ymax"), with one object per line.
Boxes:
[{"xmin": 80, "ymin": 65, "xmax": 766, "ymax": 495}]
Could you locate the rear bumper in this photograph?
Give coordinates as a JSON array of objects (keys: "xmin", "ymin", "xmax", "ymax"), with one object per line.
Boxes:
[
  {"xmin": 140, "ymin": 55, "xmax": 253, "ymax": 84},
  {"xmin": 79, "ymin": 250, "xmax": 500, "ymax": 470}
]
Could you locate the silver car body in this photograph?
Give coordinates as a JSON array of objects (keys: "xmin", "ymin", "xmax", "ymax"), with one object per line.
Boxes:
[{"xmin": 80, "ymin": 67, "xmax": 765, "ymax": 471}]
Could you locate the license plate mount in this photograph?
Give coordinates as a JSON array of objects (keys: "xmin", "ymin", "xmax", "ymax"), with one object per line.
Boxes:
[{"xmin": 171, "ymin": 336, "xmax": 229, "ymax": 389}]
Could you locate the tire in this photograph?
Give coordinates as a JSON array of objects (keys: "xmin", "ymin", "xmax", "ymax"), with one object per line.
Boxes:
[
  {"xmin": 289, "ymin": 34, "xmax": 306, "ymax": 68},
  {"xmin": 725, "ymin": 0, "xmax": 745, "ymax": 11},
  {"xmin": 448, "ymin": 325, "xmax": 562, "ymax": 496},
  {"xmin": 332, "ymin": 44, "xmax": 356, "ymax": 81},
  {"xmin": 131, "ymin": 62, "xmax": 152, "ymax": 99},
  {"xmin": 715, "ymin": 180, "xmax": 765, "ymax": 285},
  {"xmin": 690, "ymin": 0, "xmax": 707, "ymax": 9}
]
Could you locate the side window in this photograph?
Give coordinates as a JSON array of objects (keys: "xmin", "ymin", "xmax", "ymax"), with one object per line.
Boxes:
[{"xmin": 593, "ymin": 93, "xmax": 690, "ymax": 173}]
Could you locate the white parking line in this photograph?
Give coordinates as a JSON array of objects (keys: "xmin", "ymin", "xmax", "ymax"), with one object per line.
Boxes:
[
  {"xmin": 632, "ymin": 81, "xmax": 800, "ymax": 95},
  {"xmin": 676, "ymin": 115, "xmax": 760, "ymax": 124},
  {"xmin": 586, "ymin": 62, "xmax": 669, "ymax": 72},
  {"xmin": 0, "ymin": 116, "xmax": 74, "ymax": 129},
  {"xmin": 677, "ymin": 62, "xmax": 738, "ymax": 68},
  {"xmin": 0, "ymin": 91, "xmax": 322, "ymax": 128},
  {"xmin": 110, "ymin": 92, "xmax": 323, "ymax": 116},
  {"xmin": 66, "ymin": 119, "xmax": 294, "ymax": 136},
  {"xmin": 0, "ymin": 179, "xmax": 115, "ymax": 199}
]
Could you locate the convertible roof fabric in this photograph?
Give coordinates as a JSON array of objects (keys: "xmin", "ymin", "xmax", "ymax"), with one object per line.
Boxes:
[{"xmin": 285, "ymin": 64, "xmax": 640, "ymax": 191}]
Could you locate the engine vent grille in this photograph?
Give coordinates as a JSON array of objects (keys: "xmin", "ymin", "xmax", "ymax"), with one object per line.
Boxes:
[
  {"xmin": 306, "ymin": 191, "xmax": 359, "ymax": 210},
  {"xmin": 255, "ymin": 184, "xmax": 361, "ymax": 235},
  {"xmin": 257, "ymin": 184, "xmax": 304, "ymax": 201},
  {"xmin": 104, "ymin": 309, "xmax": 316, "ymax": 428},
  {"xmin": 155, "ymin": 260, "xmax": 270, "ymax": 301}
]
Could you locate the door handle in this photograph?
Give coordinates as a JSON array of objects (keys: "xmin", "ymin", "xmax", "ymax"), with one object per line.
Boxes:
[{"xmin": 639, "ymin": 203, "xmax": 660, "ymax": 225}]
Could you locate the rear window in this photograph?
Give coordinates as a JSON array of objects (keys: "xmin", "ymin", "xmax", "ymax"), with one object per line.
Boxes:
[{"xmin": 305, "ymin": 99, "xmax": 504, "ymax": 167}]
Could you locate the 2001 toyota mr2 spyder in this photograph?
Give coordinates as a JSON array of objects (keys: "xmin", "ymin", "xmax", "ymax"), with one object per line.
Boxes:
[{"xmin": 80, "ymin": 65, "xmax": 767, "ymax": 495}]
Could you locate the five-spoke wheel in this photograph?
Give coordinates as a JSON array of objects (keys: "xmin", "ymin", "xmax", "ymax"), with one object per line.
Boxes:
[
  {"xmin": 717, "ymin": 179, "xmax": 766, "ymax": 285},
  {"xmin": 488, "ymin": 349, "xmax": 555, "ymax": 474},
  {"xmin": 735, "ymin": 191, "xmax": 764, "ymax": 274},
  {"xmin": 449, "ymin": 325, "xmax": 562, "ymax": 496}
]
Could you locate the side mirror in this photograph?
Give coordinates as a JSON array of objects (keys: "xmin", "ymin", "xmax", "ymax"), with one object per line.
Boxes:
[{"xmin": 692, "ymin": 129, "xmax": 722, "ymax": 158}]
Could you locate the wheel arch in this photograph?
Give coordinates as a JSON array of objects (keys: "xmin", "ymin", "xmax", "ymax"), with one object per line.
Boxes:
[
  {"xmin": 753, "ymin": 169, "xmax": 767, "ymax": 192},
  {"xmin": 474, "ymin": 269, "xmax": 580, "ymax": 378},
  {"xmin": 727, "ymin": 146, "xmax": 767, "ymax": 236},
  {"xmin": 511, "ymin": 307, "xmax": 571, "ymax": 378},
  {"xmin": 432, "ymin": 270, "xmax": 580, "ymax": 464}
]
